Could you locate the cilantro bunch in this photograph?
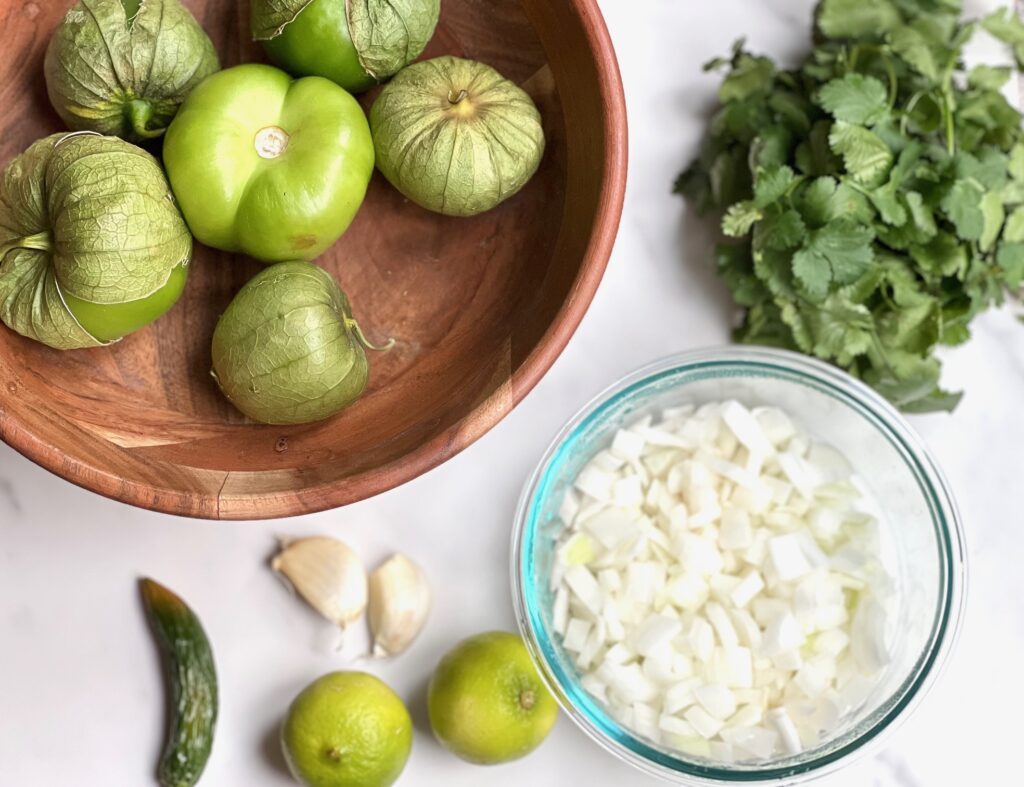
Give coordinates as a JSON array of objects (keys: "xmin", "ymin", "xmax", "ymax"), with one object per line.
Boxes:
[{"xmin": 677, "ymin": 0, "xmax": 1024, "ymax": 412}]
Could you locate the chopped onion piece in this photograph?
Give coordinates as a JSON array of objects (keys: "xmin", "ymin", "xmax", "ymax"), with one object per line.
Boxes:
[
  {"xmin": 719, "ymin": 508, "xmax": 753, "ymax": 550},
  {"xmin": 659, "ymin": 714, "xmax": 698, "ymax": 738},
  {"xmin": 574, "ymin": 464, "xmax": 617, "ymax": 502},
  {"xmin": 767, "ymin": 534, "xmax": 812, "ymax": 581},
  {"xmin": 664, "ymin": 677, "xmax": 703, "ymax": 714},
  {"xmin": 695, "ymin": 683, "xmax": 737, "ymax": 720},
  {"xmin": 768, "ymin": 708, "xmax": 802, "ymax": 755},
  {"xmin": 563, "ymin": 618, "xmax": 591, "ymax": 652},
  {"xmin": 633, "ymin": 614, "xmax": 684, "ymax": 657},
  {"xmin": 705, "ymin": 601, "xmax": 739, "ymax": 648},
  {"xmin": 611, "ymin": 428, "xmax": 646, "ymax": 461},
  {"xmin": 763, "ymin": 611, "xmax": 803, "ymax": 656},
  {"xmin": 721, "ymin": 725, "xmax": 778, "ymax": 759},
  {"xmin": 687, "ymin": 617, "xmax": 715, "ymax": 663},
  {"xmin": 730, "ymin": 570, "xmax": 765, "ymax": 608},
  {"xmin": 614, "ymin": 475, "xmax": 645, "ymax": 508},
  {"xmin": 564, "ymin": 566, "xmax": 603, "ymax": 616},
  {"xmin": 552, "ymin": 586, "xmax": 569, "ymax": 636},
  {"xmin": 685, "ymin": 705, "xmax": 725, "ymax": 739}
]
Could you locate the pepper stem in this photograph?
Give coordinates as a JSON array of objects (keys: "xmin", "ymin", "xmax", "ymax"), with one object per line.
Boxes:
[
  {"xmin": 126, "ymin": 99, "xmax": 165, "ymax": 140},
  {"xmin": 345, "ymin": 318, "xmax": 395, "ymax": 353}
]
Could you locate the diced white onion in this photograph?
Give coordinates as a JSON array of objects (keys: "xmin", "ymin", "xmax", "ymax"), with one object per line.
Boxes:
[{"xmin": 549, "ymin": 400, "xmax": 893, "ymax": 764}]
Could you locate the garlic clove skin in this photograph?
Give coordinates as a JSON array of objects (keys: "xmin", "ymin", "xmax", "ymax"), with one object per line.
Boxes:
[
  {"xmin": 368, "ymin": 553, "xmax": 431, "ymax": 658},
  {"xmin": 271, "ymin": 536, "xmax": 367, "ymax": 631}
]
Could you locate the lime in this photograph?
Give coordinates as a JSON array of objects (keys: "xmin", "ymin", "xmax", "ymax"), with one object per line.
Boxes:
[
  {"xmin": 281, "ymin": 671, "xmax": 412, "ymax": 787},
  {"xmin": 427, "ymin": 631, "xmax": 558, "ymax": 764}
]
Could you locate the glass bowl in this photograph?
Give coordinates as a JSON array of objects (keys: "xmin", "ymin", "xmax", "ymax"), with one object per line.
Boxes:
[{"xmin": 511, "ymin": 347, "xmax": 966, "ymax": 784}]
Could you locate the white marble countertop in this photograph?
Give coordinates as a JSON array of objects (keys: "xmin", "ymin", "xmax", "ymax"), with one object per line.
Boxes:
[{"xmin": 2, "ymin": 1, "xmax": 1022, "ymax": 785}]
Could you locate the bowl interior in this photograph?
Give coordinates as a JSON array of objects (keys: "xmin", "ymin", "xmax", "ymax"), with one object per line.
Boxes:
[
  {"xmin": 0, "ymin": 0, "xmax": 624, "ymax": 518},
  {"xmin": 515, "ymin": 350, "xmax": 962, "ymax": 782}
]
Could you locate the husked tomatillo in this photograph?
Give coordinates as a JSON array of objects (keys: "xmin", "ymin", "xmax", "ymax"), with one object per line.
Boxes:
[{"xmin": 163, "ymin": 64, "xmax": 375, "ymax": 263}]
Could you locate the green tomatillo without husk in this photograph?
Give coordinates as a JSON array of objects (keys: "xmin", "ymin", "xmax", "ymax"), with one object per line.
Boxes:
[
  {"xmin": 211, "ymin": 261, "xmax": 391, "ymax": 425},
  {"xmin": 163, "ymin": 64, "xmax": 375, "ymax": 263},
  {"xmin": 370, "ymin": 56, "xmax": 545, "ymax": 217},
  {"xmin": 251, "ymin": 0, "xmax": 440, "ymax": 93},
  {"xmin": 0, "ymin": 132, "xmax": 192, "ymax": 350},
  {"xmin": 45, "ymin": 0, "xmax": 220, "ymax": 143}
]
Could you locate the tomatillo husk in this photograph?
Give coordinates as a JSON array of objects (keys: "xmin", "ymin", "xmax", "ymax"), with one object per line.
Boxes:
[
  {"xmin": 45, "ymin": 0, "xmax": 219, "ymax": 142},
  {"xmin": 369, "ymin": 56, "xmax": 546, "ymax": 216},
  {"xmin": 251, "ymin": 0, "xmax": 440, "ymax": 92},
  {"xmin": 0, "ymin": 132, "xmax": 191, "ymax": 350},
  {"xmin": 211, "ymin": 261, "xmax": 391, "ymax": 425}
]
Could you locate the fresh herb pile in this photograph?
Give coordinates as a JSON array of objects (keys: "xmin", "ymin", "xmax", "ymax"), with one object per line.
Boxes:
[{"xmin": 678, "ymin": 0, "xmax": 1024, "ymax": 412}]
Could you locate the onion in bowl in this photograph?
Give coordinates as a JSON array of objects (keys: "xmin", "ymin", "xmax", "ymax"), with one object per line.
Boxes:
[{"xmin": 549, "ymin": 399, "xmax": 894, "ymax": 762}]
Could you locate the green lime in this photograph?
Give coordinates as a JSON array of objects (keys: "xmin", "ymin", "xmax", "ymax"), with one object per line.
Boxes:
[
  {"xmin": 281, "ymin": 671, "xmax": 412, "ymax": 787},
  {"xmin": 427, "ymin": 631, "xmax": 558, "ymax": 764}
]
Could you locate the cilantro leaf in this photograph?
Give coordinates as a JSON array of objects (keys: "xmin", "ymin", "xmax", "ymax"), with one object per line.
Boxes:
[
  {"xmin": 749, "ymin": 126, "xmax": 794, "ymax": 171},
  {"xmin": 719, "ymin": 52, "xmax": 775, "ymax": 102},
  {"xmin": 940, "ymin": 179, "xmax": 986, "ymax": 241},
  {"xmin": 1009, "ymin": 144, "xmax": 1024, "ymax": 181},
  {"xmin": 889, "ymin": 26, "xmax": 939, "ymax": 81},
  {"xmin": 722, "ymin": 201, "xmax": 762, "ymax": 237},
  {"xmin": 955, "ymin": 148, "xmax": 1008, "ymax": 191},
  {"xmin": 795, "ymin": 120, "xmax": 841, "ymax": 176},
  {"xmin": 869, "ymin": 185, "xmax": 908, "ymax": 226},
  {"xmin": 792, "ymin": 221, "xmax": 876, "ymax": 300},
  {"xmin": 817, "ymin": 0, "xmax": 901, "ymax": 39},
  {"xmin": 997, "ymin": 242, "xmax": 1024, "ymax": 288},
  {"xmin": 829, "ymin": 122, "xmax": 894, "ymax": 185},
  {"xmin": 909, "ymin": 232, "xmax": 968, "ymax": 278},
  {"xmin": 1004, "ymin": 206, "xmax": 1024, "ymax": 242},
  {"xmin": 982, "ymin": 8, "xmax": 1024, "ymax": 68},
  {"xmin": 979, "ymin": 191, "xmax": 1005, "ymax": 252},
  {"xmin": 757, "ymin": 209, "xmax": 807, "ymax": 250},
  {"xmin": 753, "ymin": 166, "xmax": 797, "ymax": 207},
  {"xmin": 877, "ymin": 300, "xmax": 940, "ymax": 355},
  {"xmin": 818, "ymin": 74, "xmax": 890, "ymax": 125},
  {"xmin": 753, "ymin": 247, "xmax": 799, "ymax": 299},
  {"xmin": 797, "ymin": 176, "xmax": 874, "ymax": 227},
  {"xmin": 862, "ymin": 350, "xmax": 960, "ymax": 413},
  {"xmin": 715, "ymin": 243, "xmax": 767, "ymax": 306},
  {"xmin": 968, "ymin": 65, "xmax": 1012, "ymax": 91},
  {"xmin": 780, "ymin": 294, "xmax": 874, "ymax": 364}
]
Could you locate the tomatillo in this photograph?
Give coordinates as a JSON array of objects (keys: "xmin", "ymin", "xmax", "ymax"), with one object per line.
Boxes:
[
  {"xmin": 370, "ymin": 57, "xmax": 546, "ymax": 216},
  {"xmin": 45, "ymin": 0, "xmax": 219, "ymax": 143},
  {"xmin": 0, "ymin": 132, "xmax": 191, "ymax": 350},
  {"xmin": 251, "ymin": 0, "xmax": 440, "ymax": 93},
  {"xmin": 211, "ymin": 261, "xmax": 391, "ymax": 425},
  {"xmin": 163, "ymin": 64, "xmax": 374, "ymax": 263}
]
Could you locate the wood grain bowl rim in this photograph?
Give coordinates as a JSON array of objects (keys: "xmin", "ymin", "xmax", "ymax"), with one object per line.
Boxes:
[{"xmin": 0, "ymin": 0, "xmax": 628, "ymax": 520}]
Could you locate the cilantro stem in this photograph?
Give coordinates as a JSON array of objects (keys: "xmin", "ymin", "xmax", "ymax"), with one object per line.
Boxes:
[
  {"xmin": 942, "ymin": 91, "xmax": 956, "ymax": 156},
  {"xmin": 880, "ymin": 54, "xmax": 898, "ymax": 108}
]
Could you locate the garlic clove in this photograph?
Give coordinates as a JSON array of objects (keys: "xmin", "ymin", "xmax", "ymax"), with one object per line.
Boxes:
[
  {"xmin": 368, "ymin": 553, "xmax": 431, "ymax": 658},
  {"xmin": 271, "ymin": 536, "xmax": 367, "ymax": 631}
]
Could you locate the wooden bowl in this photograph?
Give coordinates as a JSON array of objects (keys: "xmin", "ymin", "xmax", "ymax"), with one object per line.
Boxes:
[{"xmin": 0, "ymin": 0, "xmax": 627, "ymax": 519}]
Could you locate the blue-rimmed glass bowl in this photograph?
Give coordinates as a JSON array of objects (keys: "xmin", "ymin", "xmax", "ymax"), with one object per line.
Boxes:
[{"xmin": 511, "ymin": 347, "xmax": 966, "ymax": 784}]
